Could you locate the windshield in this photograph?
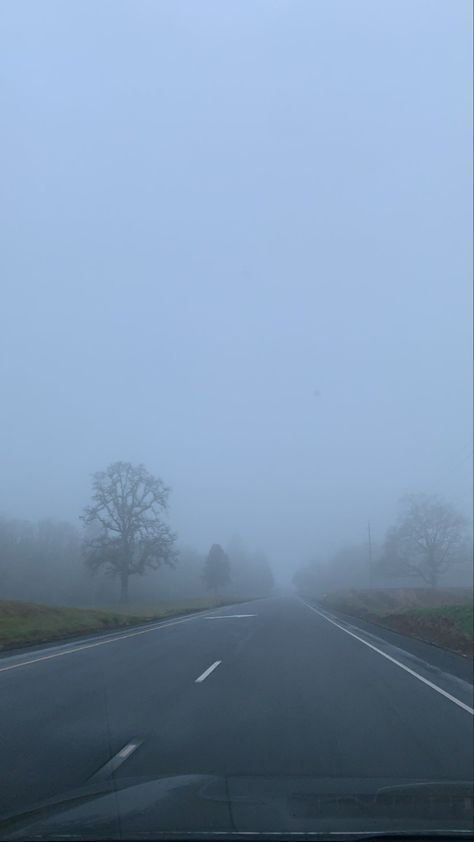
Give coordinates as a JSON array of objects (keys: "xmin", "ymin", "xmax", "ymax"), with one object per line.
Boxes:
[{"xmin": 0, "ymin": 0, "xmax": 472, "ymax": 839}]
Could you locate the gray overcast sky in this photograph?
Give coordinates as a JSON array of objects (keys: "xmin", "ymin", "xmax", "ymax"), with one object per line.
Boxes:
[{"xmin": 1, "ymin": 0, "xmax": 472, "ymax": 577}]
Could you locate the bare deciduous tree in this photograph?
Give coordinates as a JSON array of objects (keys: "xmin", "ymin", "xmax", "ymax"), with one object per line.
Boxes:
[
  {"xmin": 381, "ymin": 493, "xmax": 468, "ymax": 587},
  {"xmin": 81, "ymin": 462, "xmax": 178, "ymax": 603}
]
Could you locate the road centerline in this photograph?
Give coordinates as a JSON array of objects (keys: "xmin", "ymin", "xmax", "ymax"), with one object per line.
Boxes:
[
  {"xmin": 88, "ymin": 739, "xmax": 143, "ymax": 781},
  {"xmin": 301, "ymin": 600, "xmax": 473, "ymax": 715},
  {"xmin": 204, "ymin": 614, "xmax": 256, "ymax": 620},
  {"xmin": 195, "ymin": 660, "xmax": 222, "ymax": 683}
]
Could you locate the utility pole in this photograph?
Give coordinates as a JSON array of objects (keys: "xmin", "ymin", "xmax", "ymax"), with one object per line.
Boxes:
[{"xmin": 368, "ymin": 521, "xmax": 373, "ymax": 587}]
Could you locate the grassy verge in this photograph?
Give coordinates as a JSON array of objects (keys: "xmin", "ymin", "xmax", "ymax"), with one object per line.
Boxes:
[
  {"xmin": 319, "ymin": 588, "xmax": 473, "ymax": 656},
  {"xmin": 379, "ymin": 605, "xmax": 473, "ymax": 656},
  {"xmin": 420, "ymin": 604, "xmax": 473, "ymax": 636},
  {"xmin": 95, "ymin": 596, "xmax": 249, "ymax": 619},
  {"xmin": 0, "ymin": 596, "xmax": 250, "ymax": 651}
]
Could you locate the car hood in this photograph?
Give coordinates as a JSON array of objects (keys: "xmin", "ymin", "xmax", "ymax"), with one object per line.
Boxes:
[{"xmin": 0, "ymin": 774, "xmax": 472, "ymax": 840}]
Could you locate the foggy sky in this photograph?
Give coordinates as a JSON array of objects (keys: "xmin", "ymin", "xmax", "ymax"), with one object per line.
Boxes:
[{"xmin": 1, "ymin": 0, "xmax": 472, "ymax": 579}]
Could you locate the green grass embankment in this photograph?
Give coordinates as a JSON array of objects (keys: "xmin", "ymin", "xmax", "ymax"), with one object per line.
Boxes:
[
  {"xmin": 0, "ymin": 595, "xmax": 249, "ymax": 651},
  {"xmin": 320, "ymin": 588, "xmax": 473, "ymax": 656}
]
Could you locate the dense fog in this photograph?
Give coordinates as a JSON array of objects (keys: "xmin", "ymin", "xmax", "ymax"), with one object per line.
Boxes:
[{"xmin": 1, "ymin": 1, "xmax": 472, "ymax": 606}]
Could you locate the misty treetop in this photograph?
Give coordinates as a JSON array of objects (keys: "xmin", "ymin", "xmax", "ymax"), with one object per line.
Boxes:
[{"xmin": 81, "ymin": 462, "xmax": 178, "ymax": 603}]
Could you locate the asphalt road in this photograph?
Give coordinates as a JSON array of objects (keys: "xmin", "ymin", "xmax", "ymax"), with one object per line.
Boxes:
[{"xmin": 0, "ymin": 595, "xmax": 472, "ymax": 819}]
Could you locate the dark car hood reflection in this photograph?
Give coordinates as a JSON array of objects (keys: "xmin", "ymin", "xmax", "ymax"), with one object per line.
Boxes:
[{"xmin": 0, "ymin": 774, "xmax": 472, "ymax": 840}]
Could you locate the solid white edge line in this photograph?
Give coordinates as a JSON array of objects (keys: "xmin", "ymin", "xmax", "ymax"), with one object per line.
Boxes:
[
  {"xmin": 301, "ymin": 600, "xmax": 474, "ymax": 716},
  {"xmin": 0, "ymin": 610, "xmax": 220, "ymax": 674},
  {"xmin": 195, "ymin": 660, "xmax": 222, "ymax": 683}
]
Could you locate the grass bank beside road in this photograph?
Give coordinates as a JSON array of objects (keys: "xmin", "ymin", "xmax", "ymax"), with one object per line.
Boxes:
[
  {"xmin": 0, "ymin": 596, "xmax": 249, "ymax": 651},
  {"xmin": 319, "ymin": 588, "xmax": 473, "ymax": 657}
]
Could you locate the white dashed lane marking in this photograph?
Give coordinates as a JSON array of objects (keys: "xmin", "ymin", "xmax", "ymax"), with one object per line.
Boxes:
[{"xmin": 195, "ymin": 661, "xmax": 222, "ymax": 683}]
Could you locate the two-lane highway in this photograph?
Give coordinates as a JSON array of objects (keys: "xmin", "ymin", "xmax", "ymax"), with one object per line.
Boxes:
[{"xmin": 0, "ymin": 596, "xmax": 472, "ymax": 819}]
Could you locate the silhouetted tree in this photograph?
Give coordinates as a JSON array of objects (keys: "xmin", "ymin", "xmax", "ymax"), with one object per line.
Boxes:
[
  {"xmin": 202, "ymin": 544, "xmax": 231, "ymax": 594},
  {"xmin": 380, "ymin": 493, "xmax": 468, "ymax": 587},
  {"xmin": 81, "ymin": 462, "xmax": 178, "ymax": 603}
]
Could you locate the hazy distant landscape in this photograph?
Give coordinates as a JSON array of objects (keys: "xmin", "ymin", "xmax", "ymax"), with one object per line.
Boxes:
[
  {"xmin": 0, "ymin": 477, "xmax": 471, "ymax": 652},
  {"xmin": 0, "ymin": 1, "xmax": 472, "ymax": 832}
]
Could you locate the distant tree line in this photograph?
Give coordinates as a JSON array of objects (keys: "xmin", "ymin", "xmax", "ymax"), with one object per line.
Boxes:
[
  {"xmin": 199, "ymin": 538, "xmax": 274, "ymax": 597},
  {"xmin": 293, "ymin": 493, "xmax": 472, "ymax": 595},
  {"xmin": 224, "ymin": 535, "xmax": 274, "ymax": 595},
  {"xmin": 0, "ymin": 517, "xmax": 88, "ymax": 605}
]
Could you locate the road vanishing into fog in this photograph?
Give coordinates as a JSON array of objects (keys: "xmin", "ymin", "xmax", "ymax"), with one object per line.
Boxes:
[{"xmin": 0, "ymin": 595, "xmax": 473, "ymax": 819}]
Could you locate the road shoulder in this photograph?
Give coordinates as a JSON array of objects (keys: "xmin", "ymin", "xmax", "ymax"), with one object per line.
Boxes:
[{"xmin": 300, "ymin": 598, "xmax": 473, "ymax": 716}]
